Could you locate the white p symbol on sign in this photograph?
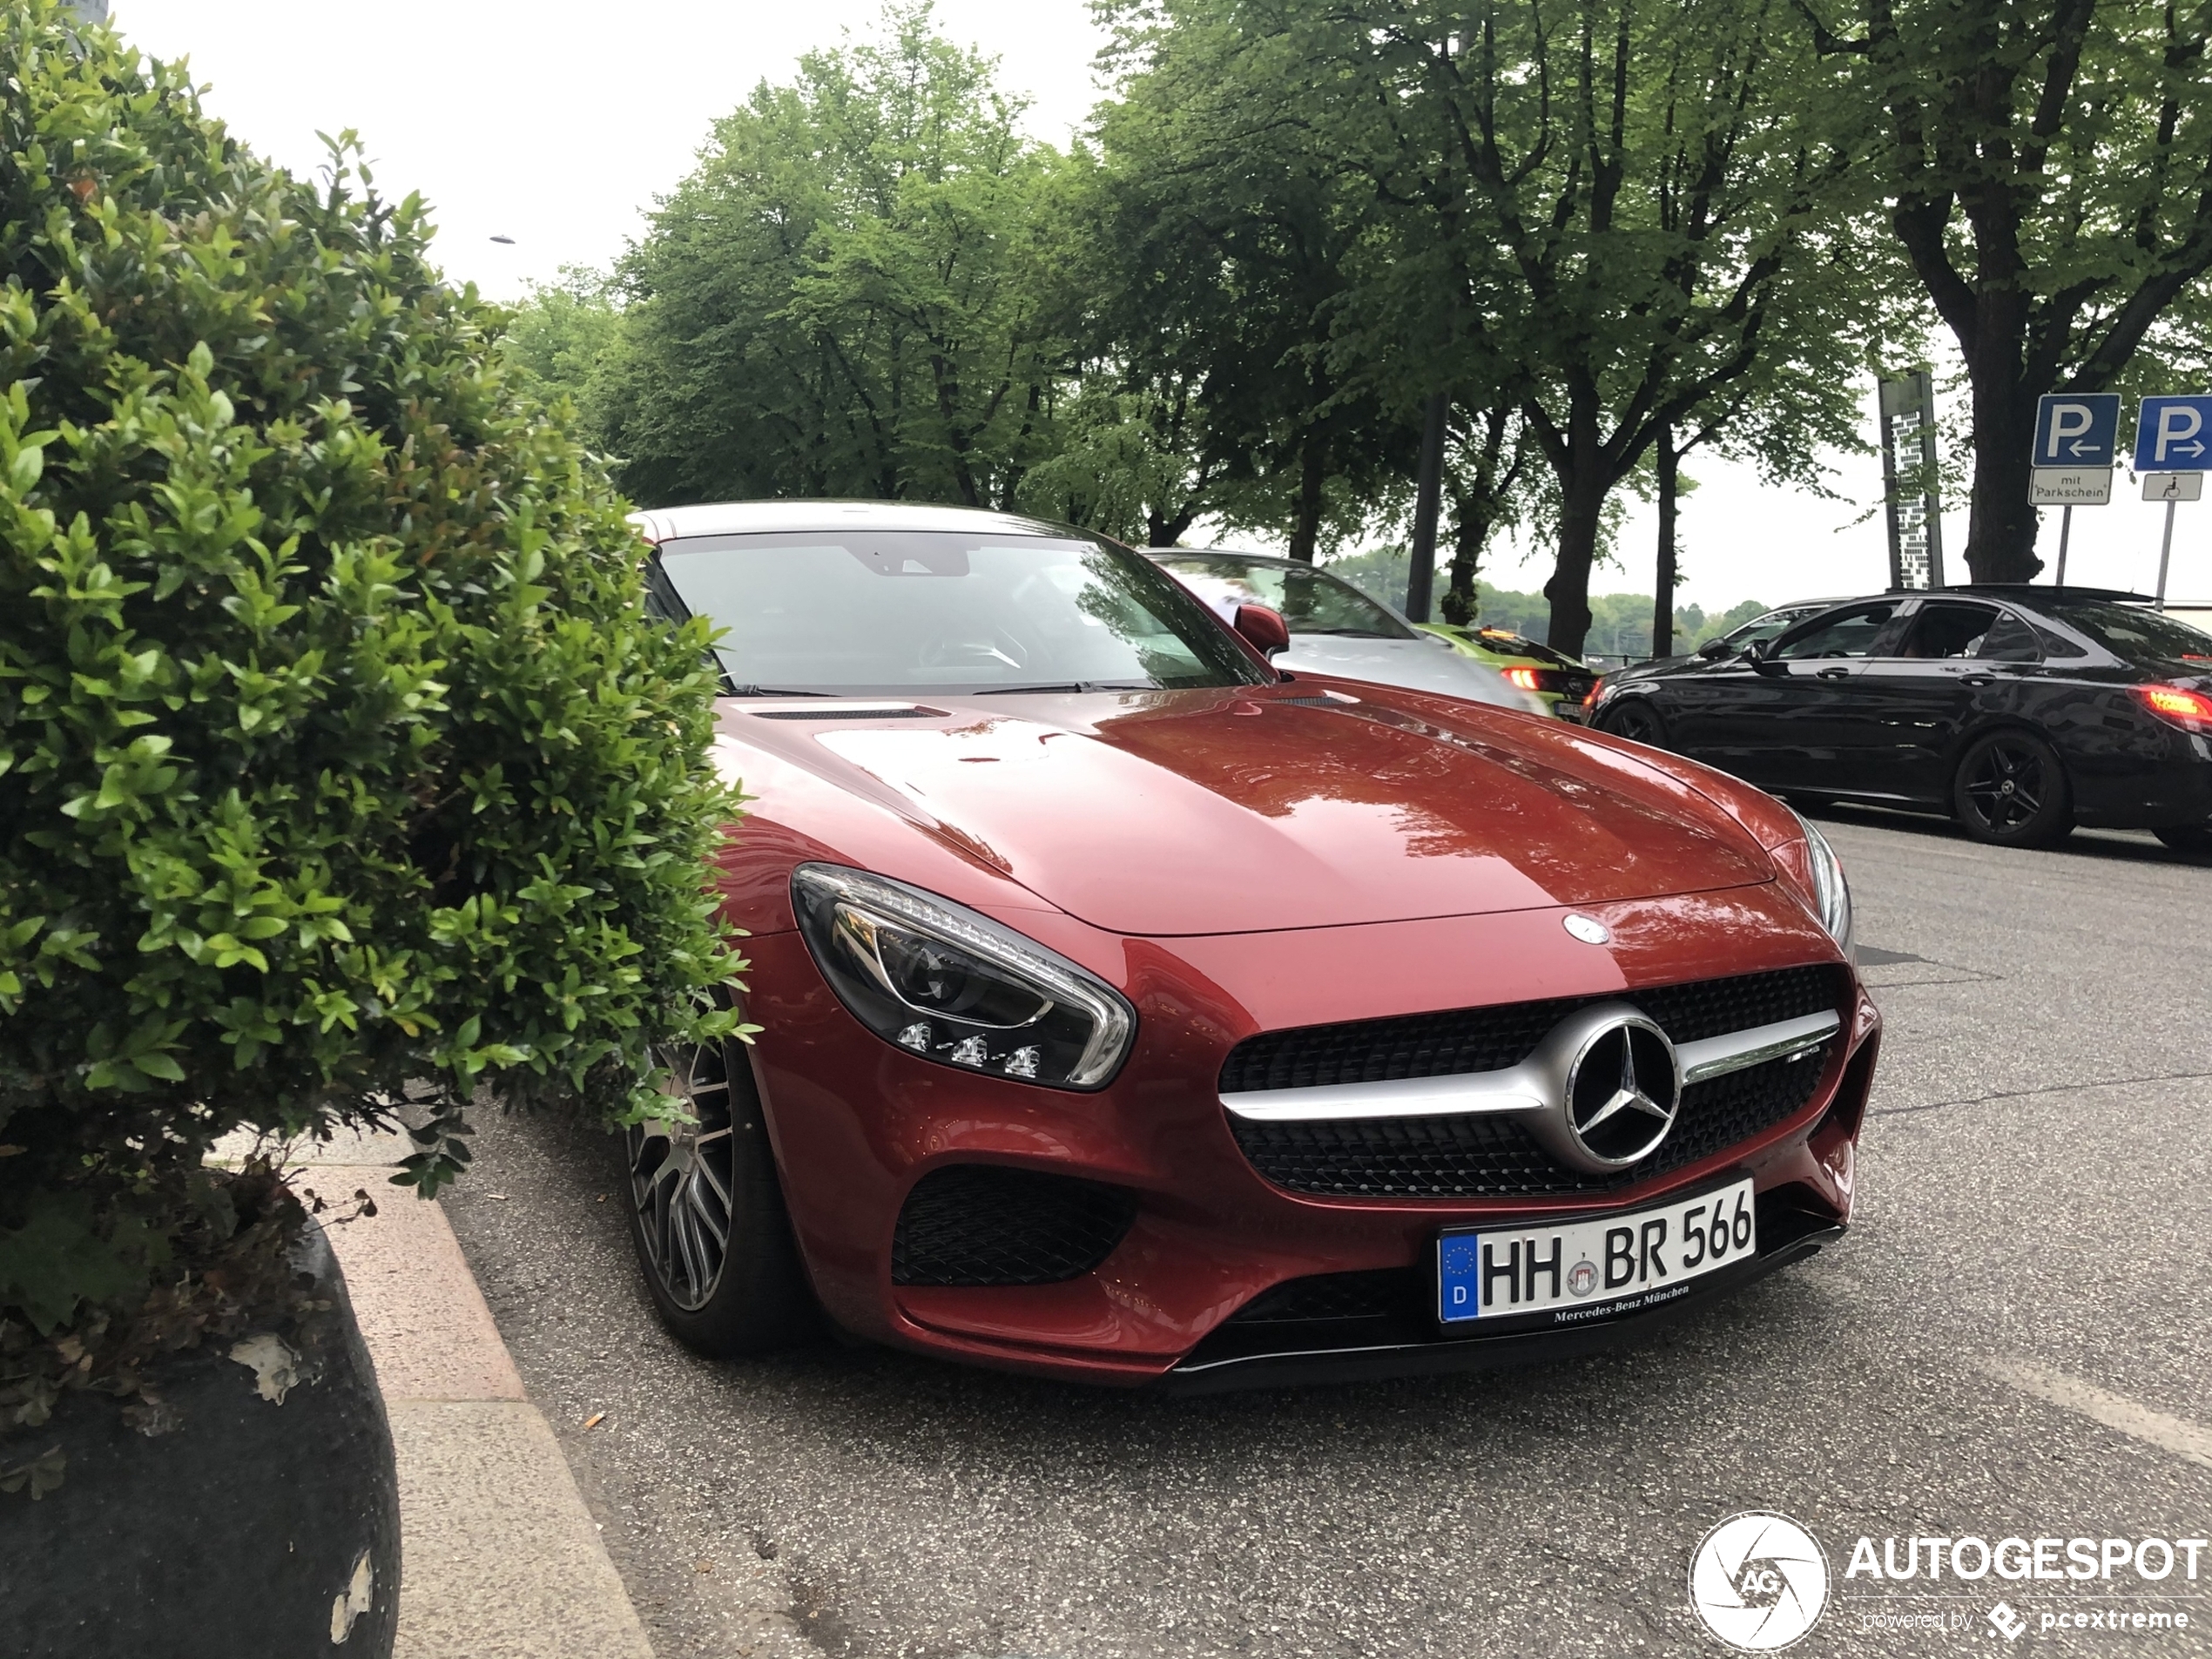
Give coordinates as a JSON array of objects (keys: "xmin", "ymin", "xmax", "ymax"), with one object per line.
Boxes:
[
  {"xmin": 2156, "ymin": 404, "xmax": 2204, "ymax": 462},
  {"xmin": 2045, "ymin": 404, "xmax": 2092, "ymax": 459}
]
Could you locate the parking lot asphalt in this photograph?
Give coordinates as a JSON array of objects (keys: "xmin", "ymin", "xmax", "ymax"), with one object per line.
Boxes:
[{"xmin": 440, "ymin": 810, "xmax": 2212, "ymax": 1658}]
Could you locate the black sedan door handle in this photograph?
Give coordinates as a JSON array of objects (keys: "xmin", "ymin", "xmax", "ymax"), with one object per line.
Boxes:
[
  {"xmin": 1816, "ymin": 666, "xmax": 1851, "ymax": 679},
  {"xmin": 1959, "ymin": 673, "xmax": 1993, "ymax": 687}
]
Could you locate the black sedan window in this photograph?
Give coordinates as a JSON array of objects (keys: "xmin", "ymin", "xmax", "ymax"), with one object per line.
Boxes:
[
  {"xmin": 1770, "ymin": 603, "xmax": 1899, "ymax": 659},
  {"xmin": 658, "ymin": 531, "xmax": 1271, "ymax": 695},
  {"xmin": 2044, "ymin": 601, "xmax": 2212, "ymax": 668},
  {"xmin": 1975, "ymin": 613, "xmax": 2043, "ymax": 662},
  {"xmin": 1896, "ymin": 602, "xmax": 2000, "ymax": 659}
]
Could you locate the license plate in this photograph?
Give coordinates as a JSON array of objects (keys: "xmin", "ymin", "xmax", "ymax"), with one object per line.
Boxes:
[{"xmin": 1437, "ymin": 1177, "xmax": 1757, "ymax": 1328}]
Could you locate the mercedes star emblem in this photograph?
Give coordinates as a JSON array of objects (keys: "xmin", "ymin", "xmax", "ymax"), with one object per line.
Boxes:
[
  {"xmin": 1562, "ymin": 914, "xmax": 1611, "ymax": 945},
  {"xmin": 1563, "ymin": 1014, "xmax": 1681, "ymax": 1167}
]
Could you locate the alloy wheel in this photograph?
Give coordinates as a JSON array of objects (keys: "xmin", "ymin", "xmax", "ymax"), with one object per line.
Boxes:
[
  {"xmin": 1960, "ymin": 737, "xmax": 2047, "ymax": 836},
  {"xmin": 625, "ymin": 1040, "xmax": 738, "ymax": 1312}
]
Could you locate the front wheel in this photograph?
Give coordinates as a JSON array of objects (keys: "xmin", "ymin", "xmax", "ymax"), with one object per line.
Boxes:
[
  {"xmin": 1598, "ymin": 698, "xmax": 1671, "ymax": 749},
  {"xmin": 622, "ymin": 1032, "xmax": 817, "ymax": 1356},
  {"xmin": 1951, "ymin": 729, "xmax": 2073, "ymax": 847}
]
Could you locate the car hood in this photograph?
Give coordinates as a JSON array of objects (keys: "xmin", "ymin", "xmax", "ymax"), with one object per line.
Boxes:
[
  {"xmin": 741, "ymin": 686, "xmax": 1773, "ymax": 937},
  {"xmin": 1277, "ymin": 633, "xmax": 1534, "ymax": 708}
]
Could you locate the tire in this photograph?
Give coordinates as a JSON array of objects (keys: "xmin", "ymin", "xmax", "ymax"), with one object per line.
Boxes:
[
  {"xmin": 1950, "ymin": 729, "xmax": 2073, "ymax": 847},
  {"xmin": 1599, "ymin": 698, "xmax": 1670, "ymax": 749},
  {"xmin": 2155, "ymin": 822, "xmax": 2212, "ymax": 853},
  {"xmin": 621, "ymin": 1031, "xmax": 818, "ymax": 1356}
]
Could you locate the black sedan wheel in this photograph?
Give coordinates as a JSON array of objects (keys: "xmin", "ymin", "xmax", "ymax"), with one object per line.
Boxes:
[
  {"xmin": 623, "ymin": 1034, "xmax": 817, "ymax": 1355},
  {"xmin": 1598, "ymin": 698, "xmax": 1670, "ymax": 749},
  {"xmin": 1952, "ymin": 730, "xmax": 2073, "ymax": 847}
]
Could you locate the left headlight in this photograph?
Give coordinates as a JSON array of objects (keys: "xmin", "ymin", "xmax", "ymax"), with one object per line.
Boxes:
[
  {"xmin": 791, "ymin": 864, "xmax": 1136, "ymax": 1089},
  {"xmin": 1790, "ymin": 808, "xmax": 1853, "ymax": 952}
]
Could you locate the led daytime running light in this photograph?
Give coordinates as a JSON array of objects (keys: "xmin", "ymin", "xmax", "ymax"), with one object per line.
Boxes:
[{"xmin": 791, "ymin": 865, "xmax": 1136, "ymax": 1089}]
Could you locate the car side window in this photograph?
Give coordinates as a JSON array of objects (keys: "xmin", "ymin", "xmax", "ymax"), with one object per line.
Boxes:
[
  {"xmin": 1974, "ymin": 612, "xmax": 2043, "ymax": 663},
  {"xmin": 1770, "ymin": 603, "xmax": 1898, "ymax": 660},
  {"xmin": 2033, "ymin": 624, "xmax": 2088, "ymax": 658},
  {"xmin": 1894, "ymin": 601, "xmax": 2001, "ymax": 660}
]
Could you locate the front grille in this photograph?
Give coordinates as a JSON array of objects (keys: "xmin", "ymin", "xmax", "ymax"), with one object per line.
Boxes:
[
  {"xmin": 1229, "ymin": 1045, "xmax": 1831, "ymax": 1198},
  {"xmin": 890, "ymin": 1165, "xmax": 1136, "ymax": 1286},
  {"xmin": 1219, "ymin": 965, "xmax": 1843, "ymax": 1094}
]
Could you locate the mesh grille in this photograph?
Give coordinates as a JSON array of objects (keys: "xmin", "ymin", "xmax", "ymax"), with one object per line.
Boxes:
[
  {"xmin": 891, "ymin": 1165, "xmax": 1136, "ymax": 1286},
  {"xmin": 1229, "ymin": 1045, "xmax": 1831, "ymax": 1198},
  {"xmin": 1225, "ymin": 1269, "xmax": 1412, "ymax": 1325},
  {"xmin": 1219, "ymin": 965, "xmax": 1843, "ymax": 1094}
]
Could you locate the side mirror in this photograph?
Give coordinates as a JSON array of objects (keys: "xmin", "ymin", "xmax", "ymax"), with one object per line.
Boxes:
[
  {"xmin": 1233, "ymin": 603, "xmax": 1291, "ymax": 658},
  {"xmin": 1696, "ymin": 637, "xmax": 1731, "ymax": 660}
]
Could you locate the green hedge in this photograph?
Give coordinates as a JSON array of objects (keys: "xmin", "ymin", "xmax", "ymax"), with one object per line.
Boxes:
[{"xmin": 0, "ymin": 3, "xmax": 740, "ymax": 1336}]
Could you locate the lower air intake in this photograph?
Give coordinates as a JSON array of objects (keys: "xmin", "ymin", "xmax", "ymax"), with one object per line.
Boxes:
[{"xmin": 891, "ymin": 1165, "xmax": 1136, "ymax": 1286}]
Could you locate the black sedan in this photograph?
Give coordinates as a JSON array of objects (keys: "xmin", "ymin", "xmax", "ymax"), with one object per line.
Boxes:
[{"xmin": 1586, "ymin": 585, "xmax": 2212, "ymax": 850}]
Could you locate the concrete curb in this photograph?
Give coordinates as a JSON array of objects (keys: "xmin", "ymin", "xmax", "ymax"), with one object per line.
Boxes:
[{"xmin": 254, "ymin": 1130, "xmax": 658, "ymax": 1659}]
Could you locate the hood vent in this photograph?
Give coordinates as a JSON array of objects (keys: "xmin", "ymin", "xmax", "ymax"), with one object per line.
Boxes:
[{"xmin": 747, "ymin": 705, "xmax": 947, "ymax": 721}]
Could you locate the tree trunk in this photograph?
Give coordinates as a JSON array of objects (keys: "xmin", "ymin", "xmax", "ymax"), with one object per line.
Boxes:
[
  {"xmin": 1963, "ymin": 367, "xmax": 2041, "ymax": 583},
  {"xmin": 1652, "ymin": 424, "xmax": 1678, "ymax": 658},
  {"xmin": 1442, "ymin": 500, "xmax": 1488, "ymax": 626},
  {"xmin": 1545, "ymin": 473, "xmax": 1605, "ymax": 658},
  {"xmin": 1285, "ymin": 433, "xmax": 1329, "ymax": 563}
]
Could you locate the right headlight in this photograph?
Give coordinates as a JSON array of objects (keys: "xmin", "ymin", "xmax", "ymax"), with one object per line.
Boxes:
[
  {"xmin": 790, "ymin": 864, "xmax": 1136, "ymax": 1089},
  {"xmin": 1790, "ymin": 808, "xmax": 1853, "ymax": 952}
]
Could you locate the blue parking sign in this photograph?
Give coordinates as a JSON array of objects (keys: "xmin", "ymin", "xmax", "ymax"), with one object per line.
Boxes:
[
  {"xmin": 2033, "ymin": 394, "xmax": 2120, "ymax": 466},
  {"xmin": 2133, "ymin": 395, "xmax": 2212, "ymax": 472}
]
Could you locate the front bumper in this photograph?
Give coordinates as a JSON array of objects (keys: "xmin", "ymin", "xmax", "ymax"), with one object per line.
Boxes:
[{"xmin": 743, "ymin": 884, "xmax": 1876, "ymax": 1387}]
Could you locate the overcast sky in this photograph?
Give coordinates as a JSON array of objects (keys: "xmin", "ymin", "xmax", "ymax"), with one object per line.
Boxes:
[{"xmin": 112, "ymin": 1, "xmax": 2212, "ymax": 614}]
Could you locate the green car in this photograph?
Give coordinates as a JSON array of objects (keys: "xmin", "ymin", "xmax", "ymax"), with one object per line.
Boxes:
[{"xmin": 1414, "ymin": 624, "xmax": 1600, "ymax": 720}]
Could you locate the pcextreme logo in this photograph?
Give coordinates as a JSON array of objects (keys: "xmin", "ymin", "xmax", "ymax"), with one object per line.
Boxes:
[{"xmin": 1689, "ymin": 1512, "xmax": 1831, "ymax": 1651}]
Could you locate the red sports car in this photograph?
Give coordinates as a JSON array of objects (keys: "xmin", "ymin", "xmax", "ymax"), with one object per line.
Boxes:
[{"xmin": 621, "ymin": 501, "xmax": 1878, "ymax": 1390}]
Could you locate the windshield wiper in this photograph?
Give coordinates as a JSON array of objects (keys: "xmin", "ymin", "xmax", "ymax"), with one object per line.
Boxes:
[
  {"xmin": 1302, "ymin": 628, "xmax": 1399, "ymax": 639},
  {"xmin": 725, "ymin": 685, "xmax": 840, "ymax": 698}
]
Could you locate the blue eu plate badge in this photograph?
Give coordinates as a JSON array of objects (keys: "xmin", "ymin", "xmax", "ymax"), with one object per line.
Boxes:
[{"xmin": 1439, "ymin": 1237, "xmax": 1482, "ymax": 1321}]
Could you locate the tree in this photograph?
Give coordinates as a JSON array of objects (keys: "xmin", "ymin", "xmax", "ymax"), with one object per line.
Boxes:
[
  {"xmin": 1189, "ymin": 0, "xmax": 1872, "ymax": 653},
  {"xmin": 597, "ymin": 4, "xmax": 1063, "ymax": 509},
  {"xmin": 1801, "ymin": 0, "xmax": 2212, "ymax": 582},
  {"xmin": 502, "ymin": 264, "xmax": 620, "ymax": 421},
  {"xmin": 1092, "ymin": 2, "xmax": 1417, "ymax": 559}
]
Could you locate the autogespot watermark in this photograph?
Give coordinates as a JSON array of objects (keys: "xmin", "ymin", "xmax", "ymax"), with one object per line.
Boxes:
[{"xmin": 1689, "ymin": 1516, "xmax": 2209, "ymax": 1649}]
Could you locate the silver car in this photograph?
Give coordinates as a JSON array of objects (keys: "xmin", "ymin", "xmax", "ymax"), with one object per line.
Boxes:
[{"xmin": 1148, "ymin": 549, "xmax": 1545, "ymax": 713}]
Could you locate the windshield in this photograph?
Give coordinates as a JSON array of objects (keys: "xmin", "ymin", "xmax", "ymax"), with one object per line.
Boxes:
[
  {"xmin": 657, "ymin": 531, "xmax": 1271, "ymax": 696},
  {"xmin": 1151, "ymin": 555, "xmax": 1415, "ymax": 639},
  {"xmin": 2044, "ymin": 601, "xmax": 2212, "ymax": 667},
  {"xmin": 1723, "ymin": 608, "xmax": 1817, "ymax": 647}
]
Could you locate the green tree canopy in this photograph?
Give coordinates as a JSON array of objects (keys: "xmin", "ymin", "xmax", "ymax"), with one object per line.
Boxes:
[{"xmin": 597, "ymin": 5, "xmax": 1064, "ymax": 509}]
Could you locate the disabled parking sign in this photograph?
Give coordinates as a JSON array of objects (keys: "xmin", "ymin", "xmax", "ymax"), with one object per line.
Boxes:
[{"xmin": 2132, "ymin": 395, "xmax": 2212, "ymax": 471}]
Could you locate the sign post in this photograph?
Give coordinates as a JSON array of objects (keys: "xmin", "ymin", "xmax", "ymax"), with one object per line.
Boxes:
[
  {"xmin": 2131, "ymin": 396, "xmax": 2212, "ymax": 608},
  {"xmin": 2031, "ymin": 394, "xmax": 2121, "ymax": 585}
]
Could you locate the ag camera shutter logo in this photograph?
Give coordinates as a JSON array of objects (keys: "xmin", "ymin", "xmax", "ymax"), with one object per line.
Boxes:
[{"xmin": 1689, "ymin": 1512, "xmax": 1831, "ymax": 1651}]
